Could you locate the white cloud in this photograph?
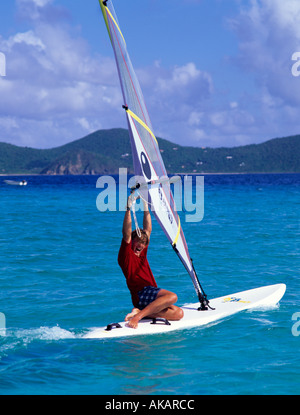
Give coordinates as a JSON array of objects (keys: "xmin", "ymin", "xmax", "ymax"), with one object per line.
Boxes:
[
  {"xmin": 230, "ymin": 0, "xmax": 300, "ymax": 103},
  {"xmin": 0, "ymin": 116, "xmax": 19, "ymax": 131},
  {"xmin": 134, "ymin": 0, "xmax": 300, "ymax": 147},
  {"xmin": 188, "ymin": 111, "xmax": 205, "ymax": 127},
  {"xmin": 136, "ymin": 61, "xmax": 214, "ymax": 144},
  {"xmin": 0, "ymin": 0, "xmax": 122, "ymax": 148},
  {"xmin": 211, "ymin": 0, "xmax": 300, "ymax": 145},
  {"xmin": 1, "ymin": 0, "xmax": 300, "ymax": 150},
  {"xmin": 156, "ymin": 63, "xmax": 212, "ymax": 95},
  {"xmin": 4, "ymin": 30, "xmax": 45, "ymax": 51},
  {"xmin": 16, "ymin": 0, "xmax": 70, "ymax": 23}
]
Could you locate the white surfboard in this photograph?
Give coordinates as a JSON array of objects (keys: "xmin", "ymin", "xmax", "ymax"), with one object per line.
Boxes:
[{"xmin": 83, "ymin": 283, "xmax": 286, "ymax": 339}]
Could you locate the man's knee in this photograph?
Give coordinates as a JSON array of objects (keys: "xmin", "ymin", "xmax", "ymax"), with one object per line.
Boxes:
[
  {"xmin": 176, "ymin": 307, "xmax": 184, "ymax": 320},
  {"xmin": 169, "ymin": 292, "xmax": 178, "ymax": 304},
  {"xmin": 169, "ymin": 305, "xmax": 184, "ymax": 321}
]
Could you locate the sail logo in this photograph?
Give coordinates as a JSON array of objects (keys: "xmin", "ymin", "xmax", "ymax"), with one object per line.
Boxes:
[
  {"xmin": 96, "ymin": 168, "xmax": 204, "ymax": 223},
  {"xmin": 291, "ymin": 52, "xmax": 300, "ymax": 77},
  {"xmin": 0, "ymin": 52, "xmax": 6, "ymax": 77},
  {"xmin": 222, "ymin": 297, "xmax": 251, "ymax": 304},
  {"xmin": 140, "ymin": 152, "xmax": 152, "ymax": 181},
  {"xmin": 158, "ymin": 186, "xmax": 173, "ymax": 225}
]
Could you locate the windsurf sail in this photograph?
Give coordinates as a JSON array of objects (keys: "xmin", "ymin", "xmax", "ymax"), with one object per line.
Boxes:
[{"xmin": 99, "ymin": 0, "xmax": 209, "ymax": 309}]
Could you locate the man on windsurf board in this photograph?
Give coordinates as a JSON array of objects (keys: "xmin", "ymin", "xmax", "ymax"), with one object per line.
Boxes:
[{"xmin": 118, "ymin": 196, "xmax": 184, "ymax": 329}]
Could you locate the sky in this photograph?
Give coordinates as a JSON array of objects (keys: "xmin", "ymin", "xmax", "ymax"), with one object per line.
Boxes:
[{"xmin": 0, "ymin": 0, "xmax": 300, "ymax": 149}]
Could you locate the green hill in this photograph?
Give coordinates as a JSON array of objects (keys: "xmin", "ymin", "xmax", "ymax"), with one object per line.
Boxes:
[{"xmin": 0, "ymin": 129, "xmax": 299, "ymax": 174}]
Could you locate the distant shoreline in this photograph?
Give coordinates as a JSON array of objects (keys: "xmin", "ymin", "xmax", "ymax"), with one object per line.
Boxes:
[
  {"xmin": 1, "ymin": 129, "xmax": 299, "ymax": 175},
  {"xmin": 1, "ymin": 172, "xmax": 299, "ymax": 177}
]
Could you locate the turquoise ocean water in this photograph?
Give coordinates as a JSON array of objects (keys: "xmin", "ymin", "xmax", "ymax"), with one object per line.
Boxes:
[{"xmin": 0, "ymin": 173, "xmax": 299, "ymax": 395}]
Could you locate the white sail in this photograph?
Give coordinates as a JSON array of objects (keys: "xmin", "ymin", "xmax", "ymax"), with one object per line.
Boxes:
[{"xmin": 99, "ymin": 0, "xmax": 209, "ymax": 307}]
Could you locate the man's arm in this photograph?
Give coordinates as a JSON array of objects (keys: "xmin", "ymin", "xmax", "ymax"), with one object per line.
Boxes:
[
  {"xmin": 122, "ymin": 208, "xmax": 132, "ymax": 243},
  {"xmin": 122, "ymin": 196, "xmax": 151, "ymax": 242},
  {"xmin": 143, "ymin": 200, "xmax": 152, "ymax": 239}
]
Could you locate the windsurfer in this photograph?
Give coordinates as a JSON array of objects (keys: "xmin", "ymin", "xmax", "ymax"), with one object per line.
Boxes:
[{"xmin": 118, "ymin": 196, "xmax": 184, "ymax": 329}]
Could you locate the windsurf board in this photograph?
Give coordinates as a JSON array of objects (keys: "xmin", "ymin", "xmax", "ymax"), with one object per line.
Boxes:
[{"xmin": 83, "ymin": 283, "xmax": 286, "ymax": 339}]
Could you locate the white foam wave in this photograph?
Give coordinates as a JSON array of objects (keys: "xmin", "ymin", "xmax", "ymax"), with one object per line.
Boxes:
[{"xmin": 11, "ymin": 326, "xmax": 76, "ymax": 343}]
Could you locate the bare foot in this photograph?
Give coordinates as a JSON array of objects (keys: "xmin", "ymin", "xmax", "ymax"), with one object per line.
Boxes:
[
  {"xmin": 127, "ymin": 314, "xmax": 140, "ymax": 329},
  {"xmin": 125, "ymin": 308, "xmax": 140, "ymax": 322}
]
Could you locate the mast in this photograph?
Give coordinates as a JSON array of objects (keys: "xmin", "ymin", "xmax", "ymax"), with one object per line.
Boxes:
[{"xmin": 98, "ymin": 0, "xmax": 211, "ymax": 310}]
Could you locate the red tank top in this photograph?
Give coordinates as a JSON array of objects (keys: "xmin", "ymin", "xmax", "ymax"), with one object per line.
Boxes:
[{"xmin": 118, "ymin": 239, "xmax": 157, "ymax": 307}]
